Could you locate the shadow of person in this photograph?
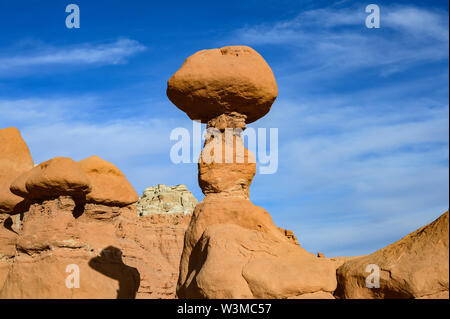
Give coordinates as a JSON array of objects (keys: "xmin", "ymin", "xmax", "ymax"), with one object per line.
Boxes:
[
  {"xmin": 88, "ymin": 246, "xmax": 140, "ymax": 299},
  {"xmin": 3, "ymin": 216, "xmax": 18, "ymax": 234}
]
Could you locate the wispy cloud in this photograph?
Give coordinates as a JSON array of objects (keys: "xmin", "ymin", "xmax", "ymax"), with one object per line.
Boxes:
[
  {"xmin": 383, "ymin": 6, "xmax": 449, "ymax": 41},
  {"xmin": 0, "ymin": 38, "xmax": 146, "ymax": 76},
  {"xmin": 229, "ymin": 5, "xmax": 449, "ymax": 76},
  {"xmin": 250, "ymin": 92, "xmax": 449, "ymax": 256}
]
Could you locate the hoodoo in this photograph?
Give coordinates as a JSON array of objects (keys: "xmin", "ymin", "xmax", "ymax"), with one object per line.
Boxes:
[{"xmin": 168, "ymin": 46, "xmax": 337, "ymax": 299}]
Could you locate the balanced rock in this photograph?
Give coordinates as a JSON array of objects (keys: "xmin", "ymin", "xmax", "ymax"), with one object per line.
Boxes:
[
  {"xmin": 0, "ymin": 127, "xmax": 34, "ymax": 214},
  {"xmin": 167, "ymin": 46, "xmax": 278, "ymax": 124},
  {"xmin": 335, "ymin": 211, "xmax": 449, "ymax": 299},
  {"xmin": 170, "ymin": 47, "xmax": 337, "ymax": 299},
  {"xmin": 11, "ymin": 157, "xmax": 91, "ymax": 201},
  {"xmin": 136, "ymin": 184, "xmax": 198, "ymax": 216},
  {"xmin": 78, "ymin": 155, "xmax": 139, "ymax": 206}
]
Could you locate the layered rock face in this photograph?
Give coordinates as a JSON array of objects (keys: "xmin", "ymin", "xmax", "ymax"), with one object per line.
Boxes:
[
  {"xmin": 0, "ymin": 196, "xmax": 191, "ymax": 298},
  {"xmin": 168, "ymin": 46, "xmax": 337, "ymax": 299},
  {"xmin": 0, "ymin": 133, "xmax": 191, "ymax": 298},
  {"xmin": 137, "ymin": 184, "xmax": 198, "ymax": 216},
  {"xmin": 0, "ymin": 127, "xmax": 34, "ymax": 214},
  {"xmin": 0, "ymin": 127, "xmax": 34, "ymax": 293},
  {"xmin": 335, "ymin": 211, "xmax": 449, "ymax": 299}
]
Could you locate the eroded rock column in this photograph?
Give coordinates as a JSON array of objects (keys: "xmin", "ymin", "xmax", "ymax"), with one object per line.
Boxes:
[{"xmin": 167, "ymin": 46, "xmax": 337, "ymax": 298}]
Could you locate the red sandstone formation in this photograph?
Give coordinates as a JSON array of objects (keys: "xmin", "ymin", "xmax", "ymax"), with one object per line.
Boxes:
[
  {"xmin": 334, "ymin": 211, "xmax": 449, "ymax": 299},
  {"xmin": 167, "ymin": 46, "xmax": 278, "ymax": 124},
  {"xmin": 0, "ymin": 127, "xmax": 34, "ymax": 214},
  {"xmin": 0, "ymin": 130, "xmax": 191, "ymax": 298},
  {"xmin": 12, "ymin": 157, "xmax": 91, "ymax": 201},
  {"xmin": 0, "ymin": 196, "xmax": 190, "ymax": 298},
  {"xmin": 78, "ymin": 155, "xmax": 139, "ymax": 206},
  {"xmin": 168, "ymin": 46, "xmax": 337, "ymax": 299},
  {"xmin": 1, "ymin": 46, "xmax": 448, "ymax": 300},
  {"xmin": 0, "ymin": 127, "xmax": 34, "ymax": 294}
]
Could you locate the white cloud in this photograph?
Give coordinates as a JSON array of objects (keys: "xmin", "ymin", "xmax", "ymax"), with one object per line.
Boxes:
[
  {"xmin": 249, "ymin": 94, "xmax": 449, "ymax": 256},
  {"xmin": 383, "ymin": 6, "xmax": 449, "ymax": 41},
  {"xmin": 0, "ymin": 38, "xmax": 146, "ymax": 75},
  {"xmin": 230, "ymin": 5, "xmax": 449, "ymax": 76}
]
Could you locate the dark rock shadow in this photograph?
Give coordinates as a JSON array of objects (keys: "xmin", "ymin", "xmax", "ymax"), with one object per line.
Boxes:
[
  {"xmin": 88, "ymin": 246, "xmax": 140, "ymax": 299},
  {"xmin": 3, "ymin": 216, "xmax": 18, "ymax": 234},
  {"xmin": 72, "ymin": 200, "xmax": 85, "ymax": 219},
  {"xmin": 13, "ymin": 199, "xmax": 31, "ymax": 215},
  {"xmin": 72, "ymin": 195, "xmax": 86, "ymax": 219}
]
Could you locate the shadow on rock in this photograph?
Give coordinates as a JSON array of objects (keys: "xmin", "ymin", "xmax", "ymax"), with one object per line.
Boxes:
[
  {"xmin": 3, "ymin": 216, "xmax": 18, "ymax": 234},
  {"xmin": 88, "ymin": 246, "xmax": 140, "ymax": 299}
]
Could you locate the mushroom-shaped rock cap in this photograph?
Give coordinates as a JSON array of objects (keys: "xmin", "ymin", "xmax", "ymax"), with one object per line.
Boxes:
[
  {"xmin": 24, "ymin": 157, "xmax": 91, "ymax": 200},
  {"xmin": 78, "ymin": 155, "xmax": 139, "ymax": 206},
  {"xmin": 167, "ymin": 46, "xmax": 278, "ymax": 124}
]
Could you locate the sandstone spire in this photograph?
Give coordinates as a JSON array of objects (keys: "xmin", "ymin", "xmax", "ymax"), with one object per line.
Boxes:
[{"xmin": 168, "ymin": 46, "xmax": 337, "ymax": 298}]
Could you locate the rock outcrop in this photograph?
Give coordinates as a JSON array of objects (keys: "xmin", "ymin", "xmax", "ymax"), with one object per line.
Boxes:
[
  {"xmin": 0, "ymin": 196, "xmax": 191, "ymax": 298},
  {"xmin": 335, "ymin": 211, "xmax": 449, "ymax": 299},
  {"xmin": 169, "ymin": 46, "xmax": 337, "ymax": 299},
  {"xmin": 167, "ymin": 46, "xmax": 278, "ymax": 124},
  {"xmin": 0, "ymin": 127, "xmax": 34, "ymax": 214},
  {"xmin": 11, "ymin": 157, "xmax": 91, "ymax": 201},
  {"xmin": 78, "ymin": 155, "xmax": 139, "ymax": 206},
  {"xmin": 0, "ymin": 131, "xmax": 192, "ymax": 298},
  {"xmin": 0, "ymin": 127, "xmax": 34, "ymax": 292},
  {"xmin": 136, "ymin": 184, "xmax": 197, "ymax": 216},
  {"xmin": 2, "ymin": 45, "xmax": 448, "ymax": 300},
  {"xmin": 278, "ymin": 227, "xmax": 300, "ymax": 245}
]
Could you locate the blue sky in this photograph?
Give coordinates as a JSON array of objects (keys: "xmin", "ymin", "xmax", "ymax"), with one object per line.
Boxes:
[{"xmin": 0, "ymin": 0, "xmax": 448, "ymax": 257}]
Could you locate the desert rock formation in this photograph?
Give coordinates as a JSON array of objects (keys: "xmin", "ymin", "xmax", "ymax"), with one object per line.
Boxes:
[
  {"xmin": 0, "ymin": 196, "xmax": 191, "ymax": 298},
  {"xmin": 78, "ymin": 155, "xmax": 139, "ymax": 206},
  {"xmin": 0, "ymin": 131, "xmax": 192, "ymax": 298},
  {"xmin": 11, "ymin": 157, "xmax": 91, "ymax": 201},
  {"xmin": 169, "ymin": 46, "xmax": 337, "ymax": 299},
  {"xmin": 0, "ymin": 127, "xmax": 34, "ymax": 294},
  {"xmin": 334, "ymin": 210, "xmax": 449, "ymax": 299},
  {"xmin": 0, "ymin": 127, "xmax": 34, "ymax": 214},
  {"xmin": 167, "ymin": 46, "xmax": 278, "ymax": 124},
  {"xmin": 1, "ymin": 45, "xmax": 448, "ymax": 299},
  {"xmin": 137, "ymin": 184, "xmax": 197, "ymax": 216}
]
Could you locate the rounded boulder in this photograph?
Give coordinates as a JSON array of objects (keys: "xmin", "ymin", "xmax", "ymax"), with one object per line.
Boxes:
[
  {"xmin": 78, "ymin": 155, "xmax": 139, "ymax": 206},
  {"xmin": 167, "ymin": 46, "xmax": 278, "ymax": 124},
  {"xmin": 24, "ymin": 157, "xmax": 91, "ymax": 200}
]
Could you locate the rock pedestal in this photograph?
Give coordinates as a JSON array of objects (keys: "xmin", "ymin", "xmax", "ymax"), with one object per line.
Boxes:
[{"xmin": 168, "ymin": 46, "xmax": 337, "ymax": 299}]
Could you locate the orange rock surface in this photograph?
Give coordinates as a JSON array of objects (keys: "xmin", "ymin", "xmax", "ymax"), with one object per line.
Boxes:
[
  {"xmin": 0, "ymin": 196, "xmax": 191, "ymax": 298},
  {"xmin": 13, "ymin": 157, "xmax": 92, "ymax": 201},
  {"xmin": 335, "ymin": 210, "xmax": 449, "ymax": 299},
  {"xmin": 0, "ymin": 127, "xmax": 34, "ymax": 214},
  {"xmin": 171, "ymin": 46, "xmax": 337, "ymax": 299},
  {"xmin": 78, "ymin": 155, "xmax": 139, "ymax": 206},
  {"xmin": 167, "ymin": 46, "xmax": 278, "ymax": 124}
]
